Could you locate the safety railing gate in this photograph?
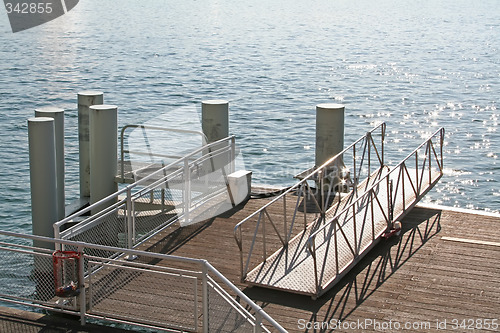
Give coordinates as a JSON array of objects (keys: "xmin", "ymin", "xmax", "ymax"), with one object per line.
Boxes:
[
  {"xmin": 54, "ymin": 135, "xmax": 237, "ymax": 252},
  {"xmin": 234, "ymin": 123, "xmax": 387, "ymax": 289},
  {"xmin": 307, "ymin": 127, "xmax": 445, "ymax": 296},
  {"xmin": 0, "ymin": 230, "xmax": 287, "ymax": 332}
]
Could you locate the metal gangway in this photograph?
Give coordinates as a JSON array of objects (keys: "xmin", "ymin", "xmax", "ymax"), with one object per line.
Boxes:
[{"xmin": 234, "ymin": 124, "xmax": 444, "ymax": 298}]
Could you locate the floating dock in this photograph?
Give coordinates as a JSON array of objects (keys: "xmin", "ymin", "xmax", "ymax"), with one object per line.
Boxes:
[
  {"xmin": 1, "ymin": 201, "xmax": 499, "ymax": 332},
  {"xmin": 11, "ymin": 95, "xmax": 498, "ymax": 331},
  {"xmin": 138, "ymin": 194, "xmax": 500, "ymax": 332}
]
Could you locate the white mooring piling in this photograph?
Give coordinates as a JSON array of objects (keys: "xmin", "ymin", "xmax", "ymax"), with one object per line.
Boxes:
[
  {"xmin": 315, "ymin": 103, "xmax": 345, "ymax": 167},
  {"xmin": 202, "ymin": 100, "xmax": 230, "ymax": 171},
  {"xmin": 315, "ymin": 103, "xmax": 346, "ymax": 192},
  {"xmin": 78, "ymin": 91, "xmax": 104, "ymax": 198},
  {"xmin": 28, "ymin": 117, "xmax": 58, "ymax": 249},
  {"xmin": 89, "ymin": 104, "xmax": 118, "ymax": 212},
  {"xmin": 35, "ymin": 107, "xmax": 65, "ymax": 221},
  {"xmin": 202, "ymin": 100, "xmax": 229, "ymax": 143}
]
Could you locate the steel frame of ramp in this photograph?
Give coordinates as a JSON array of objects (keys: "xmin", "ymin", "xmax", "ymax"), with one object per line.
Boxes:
[
  {"xmin": 234, "ymin": 123, "xmax": 387, "ymax": 294},
  {"xmin": 236, "ymin": 126, "xmax": 444, "ymax": 298}
]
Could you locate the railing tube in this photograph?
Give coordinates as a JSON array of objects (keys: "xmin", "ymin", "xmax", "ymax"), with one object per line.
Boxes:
[
  {"xmin": 381, "ymin": 123, "xmax": 385, "ymax": 166},
  {"xmin": 120, "ymin": 126, "xmax": 126, "ymax": 182},
  {"xmin": 388, "ymin": 179, "xmax": 393, "ymax": 223},
  {"xmin": 416, "ymin": 150, "xmax": 419, "ymax": 194},
  {"xmin": 236, "ymin": 228, "xmax": 245, "ymax": 281},
  {"xmin": 202, "ymin": 264, "xmax": 209, "ymax": 332},
  {"xmin": 254, "ymin": 312, "xmax": 263, "ymax": 333},
  {"xmin": 204, "ymin": 262, "xmax": 287, "ymax": 333},
  {"xmin": 353, "ymin": 144, "xmax": 357, "ymax": 189},
  {"xmin": 126, "ymin": 188, "xmax": 133, "ymax": 249},
  {"xmin": 428, "ymin": 142, "xmax": 432, "ymax": 185},
  {"xmin": 303, "ymin": 183, "xmax": 308, "ymax": 230},
  {"xmin": 310, "ymin": 238, "xmax": 319, "ymax": 295},
  {"xmin": 370, "ymin": 190, "xmax": 375, "ymax": 239},
  {"xmin": 283, "ymin": 196, "xmax": 288, "ymax": 245},
  {"xmin": 440, "ymin": 129, "xmax": 444, "ymax": 169},
  {"xmin": 78, "ymin": 245, "xmax": 86, "ymax": 326},
  {"xmin": 183, "ymin": 159, "xmax": 191, "ymax": 224},
  {"xmin": 53, "ymin": 224, "xmax": 61, "ymax": 251},
  {"xmin": 262, "ymin": 210, "xmax": 267, "ymax": 259},
  {"xmin": 334, "ymin": 218, "xmax": 339, "ymax": 274},
  {"xmin": 367, "ymin": 131, "xmax": 372, "ymax": 175},
  {"xmin": 230, "ymin": 136, "xmax": 236, "ymax": 174},
  {"xmin": 352, "ymin": 203, "xmax": 358, "ymax": 256}
]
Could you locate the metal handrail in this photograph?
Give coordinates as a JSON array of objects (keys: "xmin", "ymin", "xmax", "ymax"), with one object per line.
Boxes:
[
  {"xmin": 0, "ymin": 230, "xmax": 287, "ymax": 332},
  {"xmin": 234, "ymin": 123, "xmax": 386, "ymax": 281},
  {"xmin": 55, "ymin": 135, "xmax": 236, "ymax": 247},
  {"xmin": 307, "ymin": 127, "xmax": 444, "ymax": 294}
]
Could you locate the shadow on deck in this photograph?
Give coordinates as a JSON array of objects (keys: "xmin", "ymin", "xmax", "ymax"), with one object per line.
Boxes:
[{"xmin": 244, "ymin": 208, "xmax": 442, "ymax": 324}]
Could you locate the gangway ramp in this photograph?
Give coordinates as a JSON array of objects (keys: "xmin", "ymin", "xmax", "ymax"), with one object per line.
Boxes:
[{"xmin": 235, "ymin": 126, "xmax": 444, "ymax": 298}]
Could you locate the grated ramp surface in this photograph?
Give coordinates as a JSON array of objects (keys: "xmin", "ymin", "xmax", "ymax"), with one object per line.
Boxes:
[{"xmin": 245, "ymin": 167, "xmax": 442, "ymax": 297}]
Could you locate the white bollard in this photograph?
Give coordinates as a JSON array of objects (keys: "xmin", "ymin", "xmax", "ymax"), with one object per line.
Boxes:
[
  {"xmin": 28, "ymin": 117, "xmax": 58, "ymax": 249},
  {"xmin": 35, "ymin": 107, "xmax": 65, "ymax": 220},
  {"xmin": 315, "ymin": 104, "xmax": 346, "ymax": 193},
  {"xmin": 315, "ymin": 103, "xmax": 345, "ymax": 167},
  {"xmin": 78, "ymin": 91, "xmax": 104, "ymax": 198},
  {"xmin": 89, "ymin": 105, "xmax": 118, "ymax": 211},
  {"xmin": 202, "ymin": 100, "xmax": 230, "ymax": 172},
  {"xmin": 202, "ymin": 100, "xmax": 229, "ymax": 144}
]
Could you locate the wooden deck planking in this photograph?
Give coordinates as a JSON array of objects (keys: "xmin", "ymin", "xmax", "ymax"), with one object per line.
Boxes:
[
  {"xmin": 76, "ymin": 186, "xmax": 499, "ymax": 332},
  {"xmin": 87, "ymin": 263, "xmax": 200, "ymax": 330},
  {"xmin": 130, "ymin": 188, "xmax": 500, "ymax": 332}
]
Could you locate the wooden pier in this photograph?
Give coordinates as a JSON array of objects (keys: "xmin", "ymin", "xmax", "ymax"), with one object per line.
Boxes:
[{"xmin": 132, "ymin": 187, "xmax": 500, "ymax": 332}]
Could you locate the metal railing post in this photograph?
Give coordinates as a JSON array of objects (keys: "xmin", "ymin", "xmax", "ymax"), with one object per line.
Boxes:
[
  {"xmin": 388, "ymin": 179, "xmax": 394, "ymax": 223},
  {"xmin": 440, "ymin": 129, "xmax": 444, "ymax": 169},
  {"xmin": 416, "ymin": 150, "xmax": 419, "ymax": 194},
  {"xmin": 283, "ymin": 196, "xmax": 288, "ymax": 245},
  {"xmin": 428, "ymin": 142, "xmax": 432, "ymax": 185},
  {"xmin": 254, "ymin": 312, "xmax": 263, "ymax": 333},
  {"xmin": 381, "ymin": 122, "xmax": 385, "ymax": 166},
  {"xmin": 53, "ymin": 225, "xmax": 62, "ymax": 251},
  {"xmin": 184, "ymin": 158, "xmax": 191, "ymax": 224},
  {"xmin": 262, "ymin": 211, "xmax": 267, "ymax": 259},
  {"xmin": 230, "ymin": 136, "xmax": 236, "ymax": 174},
  {"xmin": 126, "ymin": 187, "xmax": 133, "ymax": 249},
  {"xmin": 202, "ymin": 263, "xmax": 209, "ymax": 332},
  {"xmin": 120, "ymin": 126, "xmax": 126, "ymax": 182},
  {"xmin": 353, "ymin": 144, "xmax": 357, "ymax": 188},
  {"xmin": 352, "ymin": 204, "xmax": 358, "ymax": 256},
  {"xmin": 367, "ymin": 131, "xmax": 372, "ymax": 175},
  {"xmin": 78, "ymin": 245, "xmax": 86, "ymax": 326},
  {"xmin": 236, "ymin": 228, "xmax": 245, "ymax": 281},
  {"xmin": 310, "ymin": 239, "xmax": 319, "ymax": 295}
]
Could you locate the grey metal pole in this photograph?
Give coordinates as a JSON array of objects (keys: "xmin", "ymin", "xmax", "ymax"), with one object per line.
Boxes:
[
  {"xmin": 201, "ymin": 100, "xmax": 229, "ymax": 172},
  {"xmin": 35, "ymin": 107, "xmax": 65, "ymax": 220},
  {"xmin": 28, "ymin": 117, "xmax": 58, "ymax": 248},
  {"xmin": 78, "ymin": 91, "xmax": 104, "ymax": 198},
  {"xmin": 315, "ymin": 103, "xmax": 345, "ymax": 167},
  {"xmin": 89, "ymin": 104, "xmax": 118, "ymax": 211},
  {"xmin": 201, "ymin": 100, "xmax": 229, "ymax": 144},
  {"xmin": 315, "ymin": 103, "xmax": 345, "ymax": 193}
]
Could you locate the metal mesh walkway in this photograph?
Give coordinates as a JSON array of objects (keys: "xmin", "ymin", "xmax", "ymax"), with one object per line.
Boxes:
[
  {"xmin": 242, "ymin": 128, "xmax": 445, "ymax": 298},
  {"xmin": 245, "ymin": 168, "xmax": 441, "ymax": 296}
]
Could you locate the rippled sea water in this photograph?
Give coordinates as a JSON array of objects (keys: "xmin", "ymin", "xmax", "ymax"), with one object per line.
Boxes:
[{"xmin": 0, "ymin": 0, "xmax": 498, "ymax": 236}]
